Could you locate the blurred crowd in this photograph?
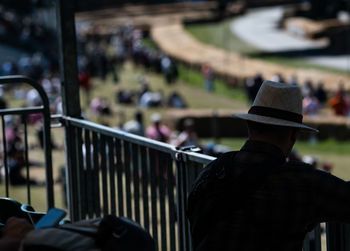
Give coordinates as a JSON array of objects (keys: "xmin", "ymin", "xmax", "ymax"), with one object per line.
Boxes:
[
  {"xmin": 121, "ymin": 110, "xmax": 230, "ymax": 157},
  {"xmin": 76, "ymin": 24, "xmax": 179, "ymax": 82},
  {"xmin": 0, "ymin": 5, "xmax": 58, "ymax": 73},
  {"xmin": 74, "ymin": 23, "xmax": 189, "ymax": 127},
  {"xmin": 0, "ymin": 5, "xmax": 345, "ymax": 185},
  {"xmin": 0, "ymin": 5, "xmax": 192, "ymax": 185},
  {"xmin": 244, "ymin": 73, "xmax": 350, "ymax": 117},
  {"xmin": 77, "ymin": 24, "xmax": 185, "ymax": 113}
]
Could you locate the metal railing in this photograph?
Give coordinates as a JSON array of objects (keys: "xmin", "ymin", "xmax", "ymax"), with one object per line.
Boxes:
[
  {"xmin": 60, "ymin": 115, "xmax": 214, "ymax": 251},
  {"xmin": 0, "ymin": 76, "xmax": 54, "ymax": 210}
]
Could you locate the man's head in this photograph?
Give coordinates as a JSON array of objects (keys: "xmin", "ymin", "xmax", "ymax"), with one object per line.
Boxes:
[
  {"xmin": 233, "ymin": 80, "xmax": 318, "ymax": 156},
  {"xmin": 247, "ymin": 121, "xmax": 299, "ymax": 157}
]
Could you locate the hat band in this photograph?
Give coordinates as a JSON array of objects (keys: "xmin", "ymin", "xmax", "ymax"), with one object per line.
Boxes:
[{"xmin": 248, "ymin": 106, "xmax": 303, "ymax": 123}]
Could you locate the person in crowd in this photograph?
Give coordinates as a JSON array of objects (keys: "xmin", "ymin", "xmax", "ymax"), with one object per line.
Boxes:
[
  {"xmin": 171, "ymin": 118, "xmax": 200, "ymax": 148},
  {"xmin": 302, "ymin": 79, "xmax": 315, "ymax": 98},
  {"xmin": 288, "ymin": 74, "xmax": 299, "ymax": 86},
  {"xmin": 244, "ymin": 77, "xmax": 256, "ymax": 102},
  {"xmin": 166, "ymin": 91, "xmax": 187, "ymax": 109},
  {"xmin": 78, "ymin": 68, "xmax": 92, "ymax": 108},
  {"xmin": 5, "ymin": 122, "xmax": 41, "ymax": 185},
  {"xmin": 161, "ymin": 55, "xmax": 178, "ymax": 84},
  {"xmin": 271, "ymin": 73, "xmax": 285, "ymax": 83},
  {"xmin": 314, "ymin": 81, "xmax": 327, "ymax": 105},
  {"xmin": 187, "ymin": 80, "xmax": 350, "ymax": 251},
  {"xmin": 90, "ymin": 97, "xmax": 112, "ymax": 116},
  {"xmin": 1, "ymin": 59, "xmax": 18, "ymax": 76},
  {"xmin": 244, "ymin": 73, "xmax": 264, "ymax": 102},
  {"xmin": 303, "ymin": 93, "xmax": 319, "ymax": 116},
  {"xmin": 139, "ymin": 88, "xmax": 163, "ymax": 108},
  {"xmin": 202, "ymin": 63, "xmax": 214, "ymax": 92},
  {"xmin": 115, "ymin": 87, "xmax": 135, "ymax": 105},
  {"xmin": 123, "ymin": 110, "xmax": 145, "ymax": 136},
  {"xmin": 328, "ymin": 87, "xmax": 349, "ymax": 116},
  {"xmin": 139, "ymin": 89, "xmax": 154, "ymax": 108},
  {"xmin": 146, "ymin": 113, "xmax": 171, "ymax": 143}
]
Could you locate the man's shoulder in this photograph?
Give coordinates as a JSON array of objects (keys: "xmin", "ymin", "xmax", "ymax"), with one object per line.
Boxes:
[
  {"xmin": 189, "ymin": 151, "xmax": 237, "ymax": 197},
  {"xmin": 200, "ymin": 151, "xmax": 237, "ymax": 178},
  {"xmin": 187, "ymin": 151, "xmax": 238, "ymax": 220},
  {"xmin": 284, "ymin": 159, "xmax": 315, "ymax": 171}
]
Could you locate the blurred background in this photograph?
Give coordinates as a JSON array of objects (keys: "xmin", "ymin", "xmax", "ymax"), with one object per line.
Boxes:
[{"xmin": 2, "ymin": 0, "xmax": 350, "ymax": 209}]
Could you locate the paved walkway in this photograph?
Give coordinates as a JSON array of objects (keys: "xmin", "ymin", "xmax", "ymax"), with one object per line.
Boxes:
[
  {"xmin": 231, "ymin": 6, "xmax": 350, "ymax": 71},
  {"xmin": 232, "ymin": 7, "xmax": 326, "ymax": 51}
]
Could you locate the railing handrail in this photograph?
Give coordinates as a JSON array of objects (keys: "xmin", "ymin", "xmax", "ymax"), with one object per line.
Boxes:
[
  {"xmin": 0, "ymin": 75, "xmax": 51, "ymax": 109},
  {"xmin": 60, "ymin": 115, "xmax": 216, "ymax": 164},
  {"xmin": 0, "ymin": 75, "xmax": 54, "ymax": 210}
]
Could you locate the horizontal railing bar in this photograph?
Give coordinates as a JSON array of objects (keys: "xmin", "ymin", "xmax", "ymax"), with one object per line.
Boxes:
[
  {"xmin": 62, "ymin": 116, "xmax": 176, "ymax": 152},
  {"xmin": 50, "ymin": 123, "xmax": 63, "ymax": 128},
  {"xmin": 51, "ymin": 114, "xmax": 62, "ymax": 119},
  {"xmin": 180, "ymin": 151, "xmax": 215, "ymax": 164},
  {"xmin": 0, "ymin": 75, "xmax": 50, "ymax": 114},
  {"xmin": 0, "ymin": 106, "xmax": 44, "ymax": 116},
  {"xmin": 61, "ymin": 116, "xmax": 216, "ymax": 164}
]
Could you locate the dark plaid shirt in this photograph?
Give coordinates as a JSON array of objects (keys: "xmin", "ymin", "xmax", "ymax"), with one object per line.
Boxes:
[{"xmin": 187, "ymin": 140, "xmax": 350, "ymax": 251}]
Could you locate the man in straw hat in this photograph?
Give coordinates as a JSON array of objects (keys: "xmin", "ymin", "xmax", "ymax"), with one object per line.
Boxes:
[{"xmin": 187, "ymin": 80, "xmax": 350, "ymax": 251}]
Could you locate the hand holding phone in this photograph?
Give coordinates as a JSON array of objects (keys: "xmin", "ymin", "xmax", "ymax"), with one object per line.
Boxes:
[{"xmin": 35, "ymin": 208, "xmax": 66, "ymax": 229}]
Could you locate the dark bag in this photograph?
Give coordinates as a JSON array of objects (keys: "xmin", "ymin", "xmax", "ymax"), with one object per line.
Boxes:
[{"xmin": 20, "ymin": 215, "xmax": 156, "ymax": 251}]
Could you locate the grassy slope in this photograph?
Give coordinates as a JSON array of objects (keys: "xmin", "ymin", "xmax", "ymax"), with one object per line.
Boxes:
[
  {"xmin": 185, "ymin": 18, "xmax": 349, "ymax": 75},
  {"xmin": 142, "ymin": 37, "xmax": 248, "ymax": 103},
  {"xmin": 85, "ymin": 62, "xmax": 249, "ymax": 127}
]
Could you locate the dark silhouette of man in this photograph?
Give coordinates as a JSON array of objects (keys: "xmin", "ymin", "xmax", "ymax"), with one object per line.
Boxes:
[{"xmin": 187, "ymin": 80, "xmax": 350, "ymax": 251}]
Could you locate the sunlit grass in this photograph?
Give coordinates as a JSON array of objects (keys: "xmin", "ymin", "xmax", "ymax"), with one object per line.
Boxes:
[{"xmin": 177, "ymin": 64, "xmax": 247, "ymax": 103}]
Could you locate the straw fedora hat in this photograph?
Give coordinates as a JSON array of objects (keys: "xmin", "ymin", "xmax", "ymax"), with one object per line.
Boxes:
[{"xmin": 233, "ymin": 80, "xmax": 318, "ymax": 133}]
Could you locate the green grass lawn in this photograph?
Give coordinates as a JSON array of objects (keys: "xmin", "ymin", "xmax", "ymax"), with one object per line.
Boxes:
[
  {"xmin": 84, "ymin": 61, "xmax": 249, "ymax": 127},
  {"xmin": 177, "ymin": 64, "xmax": 247, "ymax": 103},
  {"xmin": 141, "ymin": 37, "xmax": 248, "ymax": 104},
  {"xmin": 185, "ymin": 18, "xmax": 259, "ymax": 55}
]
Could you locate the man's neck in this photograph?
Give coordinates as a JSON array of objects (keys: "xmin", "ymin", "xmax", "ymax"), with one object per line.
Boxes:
[{"xmin": 248, "ymin": 136, "xmax": 290, "ymax": 157}]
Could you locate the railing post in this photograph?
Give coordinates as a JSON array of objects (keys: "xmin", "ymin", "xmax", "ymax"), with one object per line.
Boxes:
[
  {"xmin": 56, "ymin": 0, "xmax": 82, "ymax": 221},
  {"xmin": 175, "ymin": 149, "xmax": 200, "ymax": 251},
  {"xmin": 344, "ymin": 224, "xmax": 350, "ymax": 251},
  {"xmin": 326, "ymin": 223, "xmax": 350, "ymax": 251},
  {"xmin": 314, "ymin": 224, "xmax": 322, "ymax": 251}
]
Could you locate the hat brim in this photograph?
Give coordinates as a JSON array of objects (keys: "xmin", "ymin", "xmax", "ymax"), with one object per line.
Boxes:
[{"xmin": 232, "ymin": 113, "xmax": 319, "ymax": 133}]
